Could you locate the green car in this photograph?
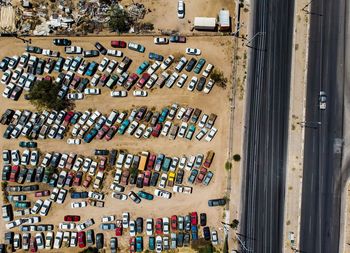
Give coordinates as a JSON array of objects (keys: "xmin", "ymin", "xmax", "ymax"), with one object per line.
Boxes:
[
  {"xmin": 161, "ymin": 157, "xmax": 171, "ymax": 172},
  {"xmin": 15, "ymin": 201, "xmax": 30, "ymax": 208},
  {"xmin": 185, "ymin": 124, "xmax": 196, "ymax": 140},
  {"xmin": 149, "ymin": 236, "xmax": 155, "ymax": 250},
  {"xmin": 19, "ymin": 141, "xmax": 37, "ymax": 148},
  {"xmin": 194, "ymin": 58, "xmax": 206, "ymax": 74},
  {"xmin": 137, "ymin": 191, "xmax": 154, "ymax": 200},
  {"xmin": 117, "ymin": 119, "xmax": 130, "ymax": 135},
  {"xmin": 136, "ymin": 61, "xmax": 150, "ymax": 75}
]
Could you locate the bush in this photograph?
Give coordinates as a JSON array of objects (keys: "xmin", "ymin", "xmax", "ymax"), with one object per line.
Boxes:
[
  {"xmin": 225, "ymin": 161, "xmax": 232, "ymax": 171},
  {"xmin": 79, "ymin": 247, "xmax": 98, "ymax": 253},
  {"xmin": 210, "ymin": 69, "xmax": 228, "ymax": 88},
  {"xmin": 233, "ymin": 154, "xmax": 241, "ymax": 161},
  {"xmin": 192, "ymin": 238, "xmax": 214, "ymax": 253},
  {"xmin": 230, "ymin": 219, "xmax": 239, "ymax": 229},
  {"xmin": 28, "ymin": 80, "xmax": 72, "ymax": 111},
  {"xmin": 108, "ymin": 5, "xmax": 132, "ymax": 33}
]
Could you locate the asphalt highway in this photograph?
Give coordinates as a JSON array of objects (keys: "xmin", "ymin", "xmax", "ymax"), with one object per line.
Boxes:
[
  {"xmin": 299, "ymin": 0, "xmax": 347, "ymax": 252},
  {"xmin": 240, "ymin": 0, "xmax": 295, "ymax": 252}
]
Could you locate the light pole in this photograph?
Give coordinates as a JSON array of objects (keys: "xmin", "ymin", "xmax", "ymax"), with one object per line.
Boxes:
[{"xmin": 245, "ymin": 32, "xmax": 266, "ymax": 51}]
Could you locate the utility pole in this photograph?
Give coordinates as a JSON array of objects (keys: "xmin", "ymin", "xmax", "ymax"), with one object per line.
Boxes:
[
  {"xmin": 301, "ymin": 0, "xmax": 323, "ymax": 16},
  {"xmin": 245, "ymin": 32, "xmax": 266, "ymax": 51}
]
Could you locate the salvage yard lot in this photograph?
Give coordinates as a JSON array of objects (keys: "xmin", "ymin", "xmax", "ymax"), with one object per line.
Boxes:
[{"xmin": 0, "ymin": 36, "xmax": 234, "ymax": 251}]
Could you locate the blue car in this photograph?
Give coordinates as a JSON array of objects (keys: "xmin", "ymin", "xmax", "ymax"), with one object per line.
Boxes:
[
  {"xmin": 158, "ymin": 108, "xmax": 169, "ymax": 123},
  {"xmin": 136, "ymin": 236, "xmax": 143, "ymax": 252},
  {"xmin": 149, "ymin": 52, "xmax": 164, "ymax": 61},
  {"xmin": 136, "ymin": 61, "xmax": 150, "ymax": 75},
  {"xmin": 191, "ymin": 225, "xmax": 198, "ymax": 240},
  {"xmin": 149, "ymin": 236, "xmax": 155, "ymax": 250},
  {"xmin": 85, "ymin": 61, "xmax": 98, "ymax": 76},
  {"xmin": 84, "ymin": 128, "xmax": 98, "ymax": 143},
  {"xmin": 71, "ymin": 191, "xmax": 88, "ymax": 199},
  {"xmin": 193, "ymin": 58, "xmax": 206, "ymax": 74}
]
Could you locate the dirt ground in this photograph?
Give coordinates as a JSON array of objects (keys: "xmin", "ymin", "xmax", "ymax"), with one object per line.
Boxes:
[{"xmin": 0, "ymin": 35, "xmax": 239, "ymax": 252}]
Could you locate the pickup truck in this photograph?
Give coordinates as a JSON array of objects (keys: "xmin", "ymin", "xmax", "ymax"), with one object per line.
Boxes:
[{"xmin": 156, "ymin": 71, "xmax": 170, "ymax": 88}]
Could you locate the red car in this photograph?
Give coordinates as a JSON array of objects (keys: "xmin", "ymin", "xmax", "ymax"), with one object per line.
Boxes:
[
  {"xmin": 196, "ymin": 167, "xmax": 207, "ymax": 183},
  {"xmin": 34, "ymin": 190, "xmax": 50, "ymax": 197},
  {"xmin": 82, "ymin": 175, "xmax": 92, "ymax": 188},
  {"xmin": 44, "ymin": 76, "xmax": 52, "ymax": 82},
  {"xmin": 137, "ymin": 73, "xmax": 150, "ymax": 88},
  {"xmin": 105, "ymin": 126, "xmax": 117, "ymax": 141},
  {"xmin": 30, "ymin": 236, "xmax": 37, "ymax": 252},
  {"xmin": 70, "ymin": 76, "xmax": 81, "ymax": 89},
  {"xmin": 191, "ymin": 212, "xmax": 198, "ymax": 226},
  {"xmin": 73, "ymin": 171, "xmax": 83, "ymax": 186},
  {"xmin": 64, "ymin": 111, "xmax": 74, "ymax": 123},
  {"xmin": 64, "ymin": 215, "xmax": 80, "ymax": 222},
  {"xmin": 111, "ymin": 40, "xmax": 127, "ymax": 48},
  {"xmin": 171, "ymin": 215, "xmax": 177, "ymax": 230},
  {"xmin": 78, "ymin": 231, "xmax": 86, "ymax": 248},
  {"xmin": 9, "ymin": 165, "xmax": 20, "ymax": 182},
  {"xmin": 97, "ymin": 125, "xmax": 109, "ymax": 139},
  {"xmin": 124, "ymin": 73, "xmax": 139, "ymax": 90},
  {"xmin": 147, "ymin": 154, "xmax": 156, "ymax": 170},
  {"xmin": 115, "ymin": 220, "xmax": 123, "ymax": 236},
  {"xmin": 151, "ymin": 123, "xmax": 162, "ymax": 137},
  {"xmin": 129, "ymin": 237, "xmax": 136, "ymax": 253},
  {"xmin": 98, "ymin": 157, "xmax": 107, "ymax": 171},
  {"xmin": 121, "ymin": 170, "xmax": 130, "ymax": 185},
  {"xmin": 143, "ymin": 170, "xmax": 151, "ymax": 186},
  {"xmin": 99, "ymin": 73, "xmax": 110, "ymax": 86},
  {"xmin": 155, "ymin": 218, "xmax": 163, "ymax": 235}
]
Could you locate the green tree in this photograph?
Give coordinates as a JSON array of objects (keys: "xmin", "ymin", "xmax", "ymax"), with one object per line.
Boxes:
[
  {"xmin": 108, "ymin": 5, "xmax": 131, "ymax": 33},
  {"xmin": 28, "ymin": 80, "xmax": 72, "ymax": 111},
  {"xmin": 210, "ymin": 69, "xmax": 228, "ymax": 88}
]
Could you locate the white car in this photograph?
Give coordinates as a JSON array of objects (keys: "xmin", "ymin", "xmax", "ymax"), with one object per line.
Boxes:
[
  {"xmin": 67, "ymin": 138, "xmax": 81, "ymax": 145},
  {"xmin": 198, "ymin": 114, "xmax": 209, "ymax": 128},
  {"xmin": 154, "ymin": 189, "xmax": 172, "ymax": 199},
  {"xmin": 127, "ymin": 121, "xmax": 139, "ymax": 135},
  {"xmin": 91, "ymin": 74, "xmax": 100, "ymax": 86},
  {"xmin": 176, "ymin": 107, "xmax": 186, "ymax": 120},
  {"xmin": 145, "ymin": 73, "xmax": 158, "ymax": 89},
  {"xmin": 187, "ymin": 76, "xmax": 198, "ymax": 91},
  {"xmin": 84, "ymin": 88, "xmax": 100, "ymax": 95},
  {"xmin": 70, "ymin": 232, "xmax": 77, "ymax": 247},
  {"xmin": 165, "ymin": 72, "xmax": 179, "ymax": 88},
  {"xmin": 202, "ymin": 63, "xmax": 214, "ymax": 77},
  {"xmin": 163, "ymin": 217, "xmax": 170, "ymax": 234},
  {"xmin": 39, "ymin": 199, "xmax": 52, "ymax": 216},
  {"xmin": 161, "ymin": 55, "xmax": 174, "ymax": 70},
  {"xmin": 71, "ymin": 201, "xmax": 87, "ymax": 208},
  {"xmin": 146, "ymin": 218, "xmax": 154, "ymax": 236},
  {"xmin": 159, "ymin": 173, "xmax": 168, "ymax": 188},
  {"xmin": 205, "ymin": 127, "xmax": 217, "ymax": 142},
  {"xmin": 98, "ymin": 57, "xmax": 110, "ymax": 72},
  {"xmin": 133, "ymin": 90, "xmax": 148, "ymax": 97},
  {"xmin": 143, "ymin": 126, "xmax": 153, "ymax": 139},
  {"xmin": 147, "ymin": 61, "xmax": 161, "ymax": 75},
  {"xmin": 196, "ymin": 128, "xmax": 208, "ymax": 141},
  {"xmin": 35, "ymin": 233, "xmax": 45, "ymax": 250},
  {"xmin": 177, "ymin": 0, "xmax": 185, "ymax": 18},
  {"xmin": 102, "ymin": 215, "xmax": 115, "ymax": 222},
  {"xmin": 111, "ymin": 90, "xmax": 127, "ymax": 97},
  {"xmin": 129, "ymin": 220, "xmax": 136, "ymax": 236},
  {"xmin": 154, "ymin": 37, "xmax": 168, "ymax": 44},
  {"xmin": 45, "ymin": 231, "xmax": 54, "ymax": 249},
  {"xmin": 211, "ymin": 230, "xmax": 219, "ymax": 245},
  {"xmin": 107, "ymin": 49, "xmax": 123, "ymax": 57},
  {"xmin": 178, "ymin": 156, "xmax": 187, "ymax": 169},
  {"xmin": 175, "ymin": 57, "xmax": 187, "ymax": 72},
  {"xmin": 2, "ymin": 82, "xmax": 15, "ymax": 98},
  {"xmin": 56, "ymin": 189, "xmax": 67, "ymax": 204},
  {"xmin": 53, "ymin": 231, "xmax": 63, "ymax": 249},
  {"xmin": 161, "ymin": 121, "xmax": 172, "ymax": 136},
  {"xmin": 177, "ymin": 122, "xmax": 188, "ymax": 138},
  {"xmin": 122, "ymin": 212, "xmax": 129, "ymax": 229},
  {"xmin": 134, "ymin": 124, "xmax": 146, "ymax": 138},
  {"xmin": 88, "ymin": 191, "xmax": 104, "ymax": 200},
  {"xmin": 67, "ymin": 93, "xmax": 84, "ymax": 100},
  {"xmin": 106, "ymin": 60, "xmax": 117, "ymax": 74},
  {"xmin": 186, "ymin": 48, "xmax": 201, "ymax": 55},
  {"xmin": 156, "ymin": 236, "xmax": 163, "ymax": 253},
  {"xmin": 177, "ymin": 73, "xmax": 188, "ymax": 88},
  {"xmin": 59, "ymin": 222, "xmax": 76, "ymax": 230},
  {"xmin": 203, "ymin": 79, "xmax": 215, "ymax": 94}
]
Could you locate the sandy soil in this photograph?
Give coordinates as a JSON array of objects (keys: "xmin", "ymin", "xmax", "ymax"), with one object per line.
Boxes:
[{"xmin": 0, "ymin": 35, "xmax": 238, "ymax": 252}]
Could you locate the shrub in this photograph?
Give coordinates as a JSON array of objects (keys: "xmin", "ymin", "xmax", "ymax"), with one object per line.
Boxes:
[
  {"xmin": 210, "ymin": 69, "xmax": 228, "ymax": 88},
  {"xmin": 108, "ymin": 5, "xmax": 132, "ymax": 33}
]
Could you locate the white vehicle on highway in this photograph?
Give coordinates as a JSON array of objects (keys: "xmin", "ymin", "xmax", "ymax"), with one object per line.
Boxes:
[{"xmin": 319, "ymin": 91, "xmax": 327, "ymax": 110}]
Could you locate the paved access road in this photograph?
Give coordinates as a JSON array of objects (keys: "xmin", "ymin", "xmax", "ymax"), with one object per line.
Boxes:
[
  {"xmin": 240, "ymin": 0, "xmax": 295, "ymax": 252},
  {"xmin": 299, "ymin": 0, "xmax": 348, "ymax": 252}
]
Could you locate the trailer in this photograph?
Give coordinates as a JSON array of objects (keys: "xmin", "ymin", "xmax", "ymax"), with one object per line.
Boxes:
[
  {"xmin": 138, "ymin": 151, "xmax": 149, "ymax": 171},
  {"xmin": 194, "ymin": 17, "xmax": 216, "ymax": 31}
]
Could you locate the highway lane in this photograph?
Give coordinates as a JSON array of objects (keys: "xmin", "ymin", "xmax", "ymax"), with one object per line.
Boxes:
[
  {"xmin": 240, "ymin": 0, "xmax": 295, "ymax": 252},
  {"xmin": 299, "ymin": 0, "xmax": 347, "ymax": 252}
]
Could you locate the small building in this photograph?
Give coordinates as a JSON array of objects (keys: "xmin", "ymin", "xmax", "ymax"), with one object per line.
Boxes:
[
  {"xmin": 22, "ymin": 0, "xmax": 32, "ymax": 8},
  {"xmin": 194, "ymin": 17, "xmax": 216, "ymax": 31},
  {"xmin": 219, "ymin": 9, "xmax": 230, "ymax": 31}
]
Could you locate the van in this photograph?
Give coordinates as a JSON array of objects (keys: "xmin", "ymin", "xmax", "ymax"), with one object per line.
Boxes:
[
  {"xmin": 177, "ymin": 1, "xmax": 185, "ymax": 18},
  {"xmin": 105, "ymin": 110, "xmax": 119, "ymax": 127}
]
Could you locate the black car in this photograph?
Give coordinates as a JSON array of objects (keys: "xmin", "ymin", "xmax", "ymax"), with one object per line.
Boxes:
[
  {"xmin": 183, "ymin": 233, "xmax": 190, "ymax": 247},
  {"xmin": 0, "ymin": 57, "xmax": 10, "ymax": 71},
  {"xmin": 95, "ymin": 149, "xmax": 109, "ymax": 156},
  {"xmin": 144, "ymin": 111, "xmax": 153, "ymax": 122},
  {"xmin": 77, "ymin": 78, "xmax": 89, "ymax": 92},
  {"xmin": 197, "ymin": 77, "xmax": 206, "ymax": 91},
  {"xmin": 185, "ymin": 58, "xmax": 197, "ymax": 72},
  {"xmin": 83, "ymin": 50, "xmax": 100, "ymax": 58},
  {"xmin": 109, "ymin": 150, "xmax": 117, "ymax": 166},
  {"xmin": 200, "ymin": 213, "xmax": 207, "ymax": 226},
  {"xmin": 0, "ymin": 109, "xmax": 14, "ymax": 125},
  {"xmin": 50, "ymin": 153, "xmax": 61, "ymax": 168},
  {"xmin": 25, "ymin": 168, "xmax": 36, "ymax": 183},
  {"xmin": 136, "ymin": 174, "xmax": 144, "ymax": 188},
  {"xmin": 128, "ymin": 191, "xmax": 141, "ymax": 204},
  {"xmin": 95, "ymin": 42, "xmax": 107, "ymax": 55},
  {"xmin": 36, "ymin": 59, "xmax": 46, "ymax": 75},
  {"xmin": 175, "ymin": 169, "xmax": 184, "ymax": 184},
  {"xmin": 87, "ymin": 229, "xmax": 95, "ymax": 246},
  {"xmin": 208, "ymin": 198, "xmax": 226, "ymax": 207},
  {"xmin": 136, "ymin": 107, "xmax": 147, "ymax": 121},
  {"xmin": 177, "ymin": 232, "xmax": 184, "ymax": 247},
  {"xmin": 49, "ymin": 173, "xmax": 58, "ymax": 187},
  {"xmin": 53, "ymin": 38, "xmax": 71, "ymax": 46},
  {"xmin": 96, "ymin": 233, "xmax": 104, "ymax": 249},
  {"xmin": 26, "ymin": 46, "xmax": 43, "ymax": 54},
  {"xmin": 150, "ymin": 112, "xmax": 159, "ymax": 127},
  {"xmin": 129, "ymin": 173, "xmax": 137, "ymax": 185},
  {"xmin": 4, "ymin": 231, "xmax": 14, "ymax": 245},
  {"xmin": 136, "ymin": 217, "xmax": 143, "ymax": 233},
  {"xmin": 35, "ymin": 167, "xmax": 44, "ymax": 182},
  {"xmin": 150, "ymin": 172, "xmax": 159, "ymax": 187},
  {"xmin": 203, "ymin": 226, "xmax": 211, "ymax": 240},
  {"xmin": 2, "ymin": 165, "xmax": 11, "ymax": 181},
  {"xmin": 17, "ymin": 168, "xmax": 28, "ymax": 184},
  {"xmin": 54, "ymin": 57, "xmax": 65, "ymax": 72}
]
